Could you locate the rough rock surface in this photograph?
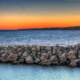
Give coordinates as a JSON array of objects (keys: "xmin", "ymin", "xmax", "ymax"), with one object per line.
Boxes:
[{"xmin": 0, "ymin": 44, "xmax": 80, "ymax": 67}]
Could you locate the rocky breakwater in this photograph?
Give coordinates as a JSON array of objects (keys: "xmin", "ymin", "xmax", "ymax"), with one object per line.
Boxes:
[{"xmin": 0, "ymin": 44, "xmax": 80, "ymax": 67}]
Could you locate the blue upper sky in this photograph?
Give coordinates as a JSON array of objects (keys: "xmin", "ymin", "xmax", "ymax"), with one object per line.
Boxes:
[
  {"xmin": 0, "ymin": 0, "xmax": 80, "ymax": 15},
  {"xmin": 0, "ymin": 0, "xmax": 80, "ymax": 3}
]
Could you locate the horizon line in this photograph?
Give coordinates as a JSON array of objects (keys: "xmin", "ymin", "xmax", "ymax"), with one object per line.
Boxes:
[{"xmin": 0, "ymin": 26, "xmax": 80, "ymax": 30}]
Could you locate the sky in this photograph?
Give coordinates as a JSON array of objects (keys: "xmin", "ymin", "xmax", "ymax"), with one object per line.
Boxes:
[{"xmin": 0, "ymin": 0, "xmax": 80, "ymax": 29}]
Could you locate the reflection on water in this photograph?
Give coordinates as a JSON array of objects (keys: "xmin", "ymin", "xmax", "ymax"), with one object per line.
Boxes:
[{"xmin": 0, "ymin": 64, "xmax": 80, "ymax": 80}]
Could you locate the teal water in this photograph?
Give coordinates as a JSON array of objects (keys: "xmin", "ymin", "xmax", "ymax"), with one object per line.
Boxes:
[{"xmin": 0, "ymin": 64, "xmax": 80, "ymax": 80}]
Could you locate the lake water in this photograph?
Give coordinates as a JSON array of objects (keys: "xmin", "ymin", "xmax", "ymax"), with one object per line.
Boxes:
[
  {"xmin": 0, "ymin": 30, "xmax": 80, "ymax": 46},
  {"xmin": 0, "ymin": 30, "xmax": 80, "ymax": 80}
]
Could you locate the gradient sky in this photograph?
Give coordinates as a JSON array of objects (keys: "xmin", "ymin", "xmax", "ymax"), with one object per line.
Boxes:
[{"xmin": 0, "ymin": 0, "xmax": 80, "ymax": 29}]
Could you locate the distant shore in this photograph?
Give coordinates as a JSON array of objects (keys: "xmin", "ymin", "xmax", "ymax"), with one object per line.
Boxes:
[
  {"xmin": 0, "ymin": 26, "xmax": 80, "ymax": 31},
  {"xmin": 0, "ymin": 44, "xmax": 80, "ymax": 67},
  {"xmin": 18, "ymin": 26, "xmax": 80, "ymax": 30}
]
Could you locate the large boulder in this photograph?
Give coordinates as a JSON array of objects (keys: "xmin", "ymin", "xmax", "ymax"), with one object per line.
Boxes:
[
  {"xmin": 22, "ymin": 52, "xmax": 29, "ymax": 57},
  {"xmin": 40, "ymin": 53, "xmax": 50, "ymax": 65},
  {"xmin": 0, "ymin": 53, "xmax": 8, "ymax": 62},
  {"xmin": 66, "ymin": 50, "xmax": 76, "ymax": 60},
  {"xmin": 59, "ymin": 53, "xmax": 67, "ymax": 64},
  {"xmin": 7, "ymin": 53, "xmax": 18, "ymax": 62},
  {"xmin": 49, "ymin": 55, "xmax": 58, "ymax": 65},
  {"xmin": 69, "ymin": 59, "xmax": 80, "ymax": 67},
  {"xmin": 40, "ymin": 53, "xmax": 49, "ymax": 60},
  {"xmin": 25, "ymin": 55, "xmax": 33, "ymax": 64}
]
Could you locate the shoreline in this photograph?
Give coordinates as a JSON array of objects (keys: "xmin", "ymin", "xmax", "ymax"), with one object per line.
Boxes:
[{"xmin": 0, "ymin": 44, "xmax": 80, "ymax": 67}]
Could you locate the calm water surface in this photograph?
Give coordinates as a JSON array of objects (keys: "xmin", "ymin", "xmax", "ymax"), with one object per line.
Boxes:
[
  {"xmin": 0, "ymin": 64, "xmax": 80, "ymax": 80},
  {"xmin": 0, "ymin": 30, "xmax": 80, "ymax": 46}
]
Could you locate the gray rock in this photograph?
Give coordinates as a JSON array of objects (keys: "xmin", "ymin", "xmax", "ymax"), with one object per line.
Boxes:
[
  {"xmin": 7, "ymin": 53, "xmax": 17, "ymax": 62},
  {"xmin": 41, "ymin": 53, "xmax": 49, "ymax": 59},
  {"xmin": 69, "ymin": 59, "xmax": 78, "ymax": 67},
  {"xmin": 59, "ymin": 53, "xmax": 67, "ymax": 64},
  {"xmin": 22, "ymin": 52, "xmax": 28, "ymax": 57},
  {"xmin": 17, "ymin": 58, "xmax": 24, "ymax": 63},
  {"xmin": 0, "ymin": 53, "xmax": 8, "ymax": 62},
  {"xmin": 34, "ymin": 58, "xmax": 40, "ymax": 63},
  {"xmin": 36, "ymin": 46, "xmax": 41, "ymax": 52},
  {"xmin": 31, "ymin": 46, "xmax": 36, "ymax": 51},
  {"xmin": 66, "ymin": 50, "xmax": 76, "ymax": 60},
  {"xmin": 40, "ymin": 53, "xmax": 50, "ymax": 65},
  {"xmin": 52, "ymin": 48, "xmax": 56, "ymax": 55},
  {"xmin": 50, "ymin": 55, "xmax": 58, "ymax": 64},
  {"xmin": 25, "ymin": 55, "xmax": 33, "ymax": 64},
  {"xmin": 78, "ymin": 51, "xmax": 80, "ymax": 58}
]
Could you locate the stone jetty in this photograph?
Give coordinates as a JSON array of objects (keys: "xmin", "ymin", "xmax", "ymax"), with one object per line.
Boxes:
[{"xmin": 0, "ymin": 44, "xmax": 80, "ymax": 67}]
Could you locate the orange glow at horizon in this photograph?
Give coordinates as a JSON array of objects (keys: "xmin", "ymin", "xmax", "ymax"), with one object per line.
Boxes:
[{"xmin": 0, "ymin": 14, "xmax": 80, "ymax": 30}]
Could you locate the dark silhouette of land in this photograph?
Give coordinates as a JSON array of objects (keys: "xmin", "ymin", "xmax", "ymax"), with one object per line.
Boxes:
[
  {"xmin": 18, "ymin": 26, "xmax": 80, "ymax": 30},
  {"xmin": 0, "ymin": 26, "xmax": 80, "ymax": 31}
]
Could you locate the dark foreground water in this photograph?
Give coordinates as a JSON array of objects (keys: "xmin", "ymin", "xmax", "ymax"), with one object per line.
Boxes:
[
  {"xmin": 0, "ymin": 30, "xmax": 80, "ymax": 46},
  {"xmin": 0, "ymin": 30, "xmax": 80, "ymax": 80},
  {"xmin": 0, "ymin": 64, "xmax": 80, "ymax": 80}
]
